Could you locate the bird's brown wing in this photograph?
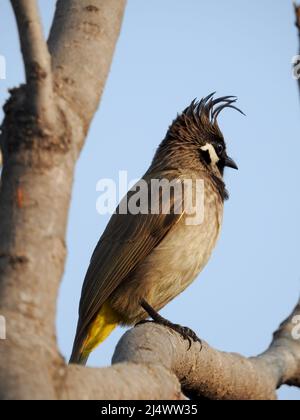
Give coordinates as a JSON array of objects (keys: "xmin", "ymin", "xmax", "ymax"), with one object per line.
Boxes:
[{"xmin": 76, "ymin": 175, "xmax": 185, "ymax": 336}]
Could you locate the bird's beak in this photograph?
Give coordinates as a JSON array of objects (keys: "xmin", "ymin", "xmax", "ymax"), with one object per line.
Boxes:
[{"xmin": 223, "ymin": 155, "xmax": 238, "ymax": 170}]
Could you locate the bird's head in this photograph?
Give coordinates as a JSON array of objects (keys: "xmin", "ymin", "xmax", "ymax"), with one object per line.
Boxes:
[{"xmin": 164, "ymin": 93, "xmax": 244, "ymax": 177}]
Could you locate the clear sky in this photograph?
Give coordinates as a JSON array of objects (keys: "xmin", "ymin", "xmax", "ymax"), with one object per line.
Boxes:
[{"xmin": 1, "ymin": 0, "xmax": 300, "ymax": 400}]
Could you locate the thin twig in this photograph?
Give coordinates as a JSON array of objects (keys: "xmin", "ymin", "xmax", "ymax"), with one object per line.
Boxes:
[
  {"xmin": 294, "ymin": 1, "xmax": 300, "ymax": 30},
  {"xmin": 10, "ymin": 0, "xmax": 56, "ymax": 126}
]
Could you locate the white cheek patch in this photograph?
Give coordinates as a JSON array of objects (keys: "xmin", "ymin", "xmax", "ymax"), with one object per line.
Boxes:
[{"xmin": 200, "ymin": 143, "xmax": 220, "ymax": 166}]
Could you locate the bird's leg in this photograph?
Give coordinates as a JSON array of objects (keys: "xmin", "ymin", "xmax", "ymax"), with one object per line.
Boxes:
[{"xmin": 139, "ymin": 299, "xmax": 202, "ymax": 350}]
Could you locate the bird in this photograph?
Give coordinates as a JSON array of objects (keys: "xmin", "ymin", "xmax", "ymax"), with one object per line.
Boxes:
[{"xmin": 69, "ymin": 93, "xmax": 243, "ymax": 365}]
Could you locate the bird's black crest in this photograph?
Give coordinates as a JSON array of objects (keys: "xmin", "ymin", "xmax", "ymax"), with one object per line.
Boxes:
[
  {"xmin": 184, "ymin": 92, "xmax": 244, "ymax": 124},
  {"xmin": 167, "ymin": 93, "xmax": 244, "ymax": 144}
]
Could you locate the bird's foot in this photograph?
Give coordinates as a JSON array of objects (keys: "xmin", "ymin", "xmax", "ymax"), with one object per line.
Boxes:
[{"xmin": 140, "ymin": 299, "xmax": 202, "ymax": 350}]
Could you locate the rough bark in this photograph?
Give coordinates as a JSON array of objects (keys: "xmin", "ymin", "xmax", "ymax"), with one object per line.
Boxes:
[{"xmin": 0, "ymin": 0, "xmax": 299, "ymax": 401}]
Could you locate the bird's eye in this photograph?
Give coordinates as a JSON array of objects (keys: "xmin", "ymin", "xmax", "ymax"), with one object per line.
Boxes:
[{"xmin": 215, "ymin": 144, "xmax": 224, "ymax": 156}]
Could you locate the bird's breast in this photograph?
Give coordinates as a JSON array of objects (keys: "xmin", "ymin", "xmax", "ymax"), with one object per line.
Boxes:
[
  {"xmin": 152, "ymin": 179, "xmax": 223, "ymax": 291},
  {"xmin": 139, "ymin": 179, "xmax": 221, "ymax": 308},
  {"xmin": 110, "ymin": 175, "xmax": 224, "ymax": 324}
]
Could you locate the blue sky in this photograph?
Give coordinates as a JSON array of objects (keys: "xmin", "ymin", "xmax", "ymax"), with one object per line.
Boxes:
[{"xmin": 1, "ymin": 0, "xmax": 300, "ymax": 400}]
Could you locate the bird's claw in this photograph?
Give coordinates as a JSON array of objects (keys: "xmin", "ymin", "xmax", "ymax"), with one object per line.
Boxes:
[
  {"xmin": 139, "ymin": 299, "xmax": 202, "ymax": 351},
  {"xmin": 167, "ymin": 323, "xmax": 202, "ymax": 350}
]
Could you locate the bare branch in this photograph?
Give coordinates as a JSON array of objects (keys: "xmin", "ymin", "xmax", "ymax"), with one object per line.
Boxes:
[
  {"xmin": 64, "ymin": 300, "xmax": 300, "ymax": 400},
  {"xmin": 10, "ymin": 0, "xmax": 55, "ymax": 125},
  {"xmin": 294, "ymin": 1, "xmax": 300, "ymax": 30}
]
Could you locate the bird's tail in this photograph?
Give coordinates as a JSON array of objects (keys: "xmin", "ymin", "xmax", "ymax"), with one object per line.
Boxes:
[
  {"xmin": 69, "ymin": 343, "xmax": 89, "ymax": 366},
  {"xmin": 69, "ymin": 302, "xmax": 120, "ymax": 366}
]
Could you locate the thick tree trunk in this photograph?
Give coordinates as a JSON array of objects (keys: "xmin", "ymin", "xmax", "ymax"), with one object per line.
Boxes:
[{"xmin": 0, "ymin": 0, "xmax": 126, "ymax": 400}]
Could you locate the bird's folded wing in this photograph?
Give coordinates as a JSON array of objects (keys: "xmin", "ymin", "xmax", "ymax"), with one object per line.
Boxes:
[{"xmin": 77, "ymin": 175, "xmax": 185, "ymax": 335}]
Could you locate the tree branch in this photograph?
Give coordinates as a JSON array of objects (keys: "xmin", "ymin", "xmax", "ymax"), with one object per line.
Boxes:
[
  {"xmin": 63, "ymin": 300, "xmax": 300, "ymax": 400},
  {"xmin": 10, "ymin": 0, "xmax": 55, "ymax": 126},
  {"xmin": 295, "ymin": 1, "xmax": 300, "ymax": 34}
]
